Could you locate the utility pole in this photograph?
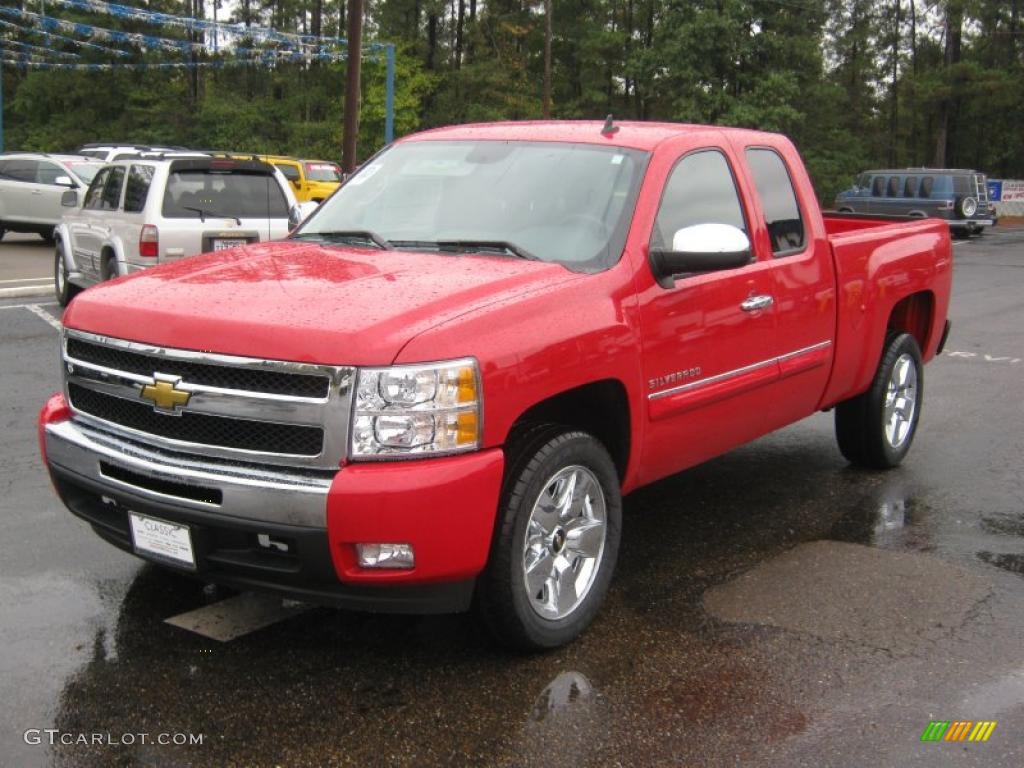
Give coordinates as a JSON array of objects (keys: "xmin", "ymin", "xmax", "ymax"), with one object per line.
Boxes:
[{"xmin": 342, "ymin": 0, "xmax": 363, "ymax": 174}]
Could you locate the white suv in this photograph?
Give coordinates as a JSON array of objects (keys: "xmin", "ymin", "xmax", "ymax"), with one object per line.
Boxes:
[
  {"xmin": 0, "ymin": 153, "xmax": 105, "ymax": 242},
  {"xmin": 55, "ymin": 155, "xmax": 302, "ymax": 305}
]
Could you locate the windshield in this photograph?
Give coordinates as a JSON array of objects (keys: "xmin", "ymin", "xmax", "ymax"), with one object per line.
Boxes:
[
  {"xmin": 305, "ymin": 162, "xmax": 342, "ymax": 182},
  {"xmin": 162, "ymin": 170, "xmax": 289, "ymax": 219},
  {"xmin": 296, "ymin": 140, "xmax": 648, "ymax": 270},
  {"xmin": 69, "ymin": 163, "xmax": 102, "ymax": 183}
]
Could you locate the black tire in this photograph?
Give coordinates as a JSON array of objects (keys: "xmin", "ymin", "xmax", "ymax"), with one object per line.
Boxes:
[
  {"xmin": 835, "ymin": 332, "xmax": 923, "ymax": 469},
  {"xmin": 54, "ymin": 242, "xmax": 80, "ymax": 306},
  {"xmin": 955, "ymin": 195, "xmax": 978, "ymax": 218},
  {"xmin": 104, "ymin": 253, "xmax": 118, "ymax": 280},
  {"xmin": 477, "ymin": 426, "xmax": 622, "ymax": 651},
  {"xmin": 0, "ymin": 226, "xmax": 6, "ymax": 242}
]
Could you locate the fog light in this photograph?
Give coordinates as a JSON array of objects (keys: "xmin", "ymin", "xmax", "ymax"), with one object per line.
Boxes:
[{"xmin": 356, "ymin": 543, "xmax": 415, "ymax": 569}]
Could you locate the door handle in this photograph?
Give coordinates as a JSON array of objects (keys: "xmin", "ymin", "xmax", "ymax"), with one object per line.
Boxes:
[{"xmin": 741, "ymin": 295, "xmax": 774, "ymax": 312}]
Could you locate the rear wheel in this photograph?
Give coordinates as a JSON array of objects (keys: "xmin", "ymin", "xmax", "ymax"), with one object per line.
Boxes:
[
  {"xmin": 54, "ymin": 242, "xmax": 79, "ymax": 306},
  {"xmin": 477, "ymin": 427, "xmax": 621, "ymax": 650},
  {"xmin": 104, "ymin": 253, "xmax": 118, "ymax": 281},
  {"xmin": 835, "ymin": 333, "xmax": 923, "ymax": 469},
  {"xmin": 0, "ymin": 226, "xmax": 6, "ymax": 242}
]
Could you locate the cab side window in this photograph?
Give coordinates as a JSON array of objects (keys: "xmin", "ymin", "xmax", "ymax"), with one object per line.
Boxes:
[
  {"xmin": 36, "ymin": 162, "xmax": 65, "ymax": 185},
  {"xmin": 275, "ymin": 163, "xmax": 301, "ymax": 183},
  {"xmin": 124, "ymin": 165, "xmax": 155, "ymax": 213},
  {"xmin": 99, "ymin": 167, "xmax": 126, "ymax": 211},
  {"xmin": 887, "ymin": 176, "xmax": 901, "ymax": 197},
  {"xmin": 745, "ymin": 148, "xmax": 805, "ymax": 255},
  {"xmin": 2, "ymin": 159, "xmax": 39, "ymax": 183},
  {"xmin": 652, "ymin": 150, "xmax": 746, "ymax": 251},
  {"xmin": 871, "ymin": 176, "xmax": 885, "ymax": 197},
  {"xmin": 83, "ymin": 168, "xmax": 112, "ymax": 210},
  {"xmin": 920, "ymin": 176, "xmax": 934, "ymax": 198},
  {"xmin": 904, "ymin": 177, "xmax": 919, "ymax": 198}
]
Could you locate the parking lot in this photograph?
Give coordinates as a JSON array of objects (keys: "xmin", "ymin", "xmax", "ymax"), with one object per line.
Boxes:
[{"xmin": 1, "ymin": 228, "xmax": 1023, "ymax": 767}]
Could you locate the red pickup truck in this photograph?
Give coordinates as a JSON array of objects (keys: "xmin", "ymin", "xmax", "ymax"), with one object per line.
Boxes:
[{"xmin": 39, "ymin": 121, "xmax": 953, "ymax": 649}]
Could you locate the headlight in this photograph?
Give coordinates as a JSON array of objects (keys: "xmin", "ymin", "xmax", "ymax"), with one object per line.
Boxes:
[{"xmin": 351, "ymin": 358, "xmax": 481, "ymax": 459}]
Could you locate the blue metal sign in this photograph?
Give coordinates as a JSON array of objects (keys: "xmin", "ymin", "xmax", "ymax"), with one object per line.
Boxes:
[{"xmin": 988, "ymin": 180, "xmax": 1003, "ymax": 202}]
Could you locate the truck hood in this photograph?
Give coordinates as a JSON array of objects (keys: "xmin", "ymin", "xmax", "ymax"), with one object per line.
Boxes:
[{"xmin": 63, "ymin": 241, "xmax": 577, "ymax": 365}]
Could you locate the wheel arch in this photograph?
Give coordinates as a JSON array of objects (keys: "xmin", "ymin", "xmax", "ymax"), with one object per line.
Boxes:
[
  {"xmin": 504, "ymin": 379, "xmax": 631, "ymax": 483},
  {"xmin": 887, "ymin": 290, "xmax": 935, "ymax": 356},
  {"xmin": 100, "ymin": 241, "xmax": 126, "ymax": 279}
]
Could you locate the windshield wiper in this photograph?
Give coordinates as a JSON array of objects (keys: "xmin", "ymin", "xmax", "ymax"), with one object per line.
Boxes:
[
  {"xmin": 390, "ymin": 239, "xmax": 539, "ymax": 261},
  {"xmin": 291, "ymin": 230, "xmax": 392, "ymax": 249},
  {"xmin": 183, "ymin": 206, "xmax": 242, "ymax": 225}
]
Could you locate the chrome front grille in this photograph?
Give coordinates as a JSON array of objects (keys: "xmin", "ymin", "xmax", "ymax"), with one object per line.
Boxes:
[
  {"xmin": 66, "ymin": 337, "xmax": 331, "ymax": 398},
  {"xmin": 62, "ymin": 329, "xmax": 354, "ymax": 469}
]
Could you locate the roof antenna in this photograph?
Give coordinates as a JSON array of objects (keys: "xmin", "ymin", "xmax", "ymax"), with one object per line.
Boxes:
[{"xmin": 601, "ymin": 114, "xmax": 619, "ymax": 135}]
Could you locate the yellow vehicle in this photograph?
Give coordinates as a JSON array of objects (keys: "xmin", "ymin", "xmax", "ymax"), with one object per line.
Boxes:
[{"xmin": 264, "ymin": 156, "xmax": 343, "ymax": 202}]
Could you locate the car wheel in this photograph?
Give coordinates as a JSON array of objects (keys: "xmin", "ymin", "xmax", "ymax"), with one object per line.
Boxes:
[
  {"xmin": 477, "ymin": 426, "xmax": 621, "ymax": 650},
  {"xmin": 104, "ymin": 254, "xmax": 118, "ymax": 281},
  {"xmin": 955, "ymin": 195, "xmax": 978, "ymax": 218},
  {"xmin": 0, "ymin": 226, "xmax": 6, "ymax": 242},
  {"xmin": 835, "ymin": 332, "xmax": 923, "ymax": 469},
  {"xmin": 54, "ymin": 242, "xmax": 80, "ymax": 306}
]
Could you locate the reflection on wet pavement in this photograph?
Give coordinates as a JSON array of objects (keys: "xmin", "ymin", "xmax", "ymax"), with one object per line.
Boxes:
[{"xmin": 32, "ymin": 424, "xmax": 1021, "ymax": 767}]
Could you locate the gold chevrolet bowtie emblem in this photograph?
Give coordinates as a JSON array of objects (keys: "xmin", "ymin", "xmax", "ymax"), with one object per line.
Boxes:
[{"xmin": 140, "ymin": 377, "xmax": 191, "ymax": 412}]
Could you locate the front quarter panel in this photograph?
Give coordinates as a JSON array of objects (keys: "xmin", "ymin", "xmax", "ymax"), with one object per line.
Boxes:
[{"xmin": 394, "ymin": 265, "xmax": 646, "ymax": 489}]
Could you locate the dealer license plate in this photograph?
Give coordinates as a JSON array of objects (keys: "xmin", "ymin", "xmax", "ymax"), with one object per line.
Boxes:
[
  {"xmin": 129, "ymin": 512, "xmax": 196, "ymax": 569},
  {"xmin": 212, "ymin": 238, "xmax": 248, "ymax": 251}
]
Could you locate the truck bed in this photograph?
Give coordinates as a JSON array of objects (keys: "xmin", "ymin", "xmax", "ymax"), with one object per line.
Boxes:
[{"xmin": 819, "ymin": 211, "xmax": 953, "ymax": 410}]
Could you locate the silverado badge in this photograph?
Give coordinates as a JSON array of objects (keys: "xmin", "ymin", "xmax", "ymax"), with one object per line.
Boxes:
[{"xmin": 140, "ymin": 375, "xmax": 192, "ymax": 413}]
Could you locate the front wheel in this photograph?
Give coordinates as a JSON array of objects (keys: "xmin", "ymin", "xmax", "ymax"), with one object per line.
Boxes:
[
  {"xmin": 835, "ymin": 333, "xmax": 923, "ymax": 469},
  {"xmin": 477, "ymin": 428, "xmax": 622, "ymax": 650},
  {"xmin": 54, "ymin": 243, "xmax": 79, "ymax": 306}
]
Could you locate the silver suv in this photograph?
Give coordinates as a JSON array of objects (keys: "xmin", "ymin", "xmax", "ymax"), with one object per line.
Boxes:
[
  {"xmin": 55, "ymin": 155, "xmax": 302, "ymax": 305},
  {"xmin": 0, "ymin": 153, "xmax": 105, "ymax": 242}
]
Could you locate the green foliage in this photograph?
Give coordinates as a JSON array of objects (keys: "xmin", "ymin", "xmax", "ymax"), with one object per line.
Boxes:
[{"xmin": 2, "ymin": 0, "xmax": 1023, "ymax": 194}]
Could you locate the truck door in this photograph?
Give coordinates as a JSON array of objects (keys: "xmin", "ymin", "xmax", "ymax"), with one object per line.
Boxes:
[
  {"xmin": 742, "ymin": 146, "xmax": 836, "ymax": 431},
  {"xmin": 636, "ymin": 146, "xmax": 779, "ymax": 485}
]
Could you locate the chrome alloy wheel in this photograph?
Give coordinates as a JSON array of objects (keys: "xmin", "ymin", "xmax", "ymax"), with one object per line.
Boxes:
[
  {"xmin": 884, "ymin": 353, "xmax": 918, "ymax": 448},
  {"xmin": 522, "ymin": 465, "xmax": 607, "ymax": 621}
]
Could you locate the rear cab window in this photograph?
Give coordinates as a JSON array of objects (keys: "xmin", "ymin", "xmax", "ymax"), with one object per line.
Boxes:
[{"xmin": 745, "ymin": 148, "xmax": 805, "ymax": 256}]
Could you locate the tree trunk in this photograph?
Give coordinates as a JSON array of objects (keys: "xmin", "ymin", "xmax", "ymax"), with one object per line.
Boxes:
[
  {"xmin": 312, "ymin": 0, "xmax": 322, "ymax": 38},
  {"xmin": 427, "ymin": 13, "xmax": 438, "ymax": 69},
  {"xmin": 543, "ymin": 0, "xmax": 552, "ymax": 118},
  {"xmin": 456, "ymin": 0, "xmax": 466, "ymax": 69},
  {"xmin": 888, "ymin": 0, "xmax": 901, "ymax": 167},
  {"xmin": 934, "ymin": 0, "xmax": 963, "ymax": 167}
]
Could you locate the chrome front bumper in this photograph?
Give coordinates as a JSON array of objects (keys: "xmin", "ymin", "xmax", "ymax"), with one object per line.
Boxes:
[{"xmin": 45, "ymin": 419, "xmax": 334, "ymax": 528}]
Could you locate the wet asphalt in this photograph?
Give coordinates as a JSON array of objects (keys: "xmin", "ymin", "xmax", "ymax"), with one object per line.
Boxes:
[{"xmin": 1, "ymin": 229, "xmax": 1022, "ymax": 767}]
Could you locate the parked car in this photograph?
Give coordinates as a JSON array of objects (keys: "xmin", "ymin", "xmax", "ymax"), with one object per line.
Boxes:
[
  {"xmin": 40, "ymin": 121, "xmax": 953, "ymax": 649},
  {"xmin": 54, "ymin": 154, "xmax": 303, "ymax": 305},
  {"xmin": 0, "ymin": 153, "xmax": 104, "ymax": 242},
  {"xmin": 76, "ymin": 143, "xmax": 187, "ymax": 162},
  {"xmin": 834, "ymin": 167, "xmax": 994, "ymax": 235},
  {"xmin": 265, "ymin": 155, "xmax": 343, "ymax": 202}
]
